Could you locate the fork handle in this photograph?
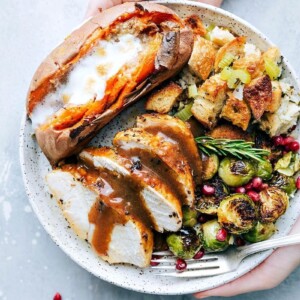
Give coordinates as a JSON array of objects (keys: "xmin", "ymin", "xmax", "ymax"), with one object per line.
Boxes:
[{"xmin": 238, "ymin": 234, "xmax": 300, "ymax": 258}]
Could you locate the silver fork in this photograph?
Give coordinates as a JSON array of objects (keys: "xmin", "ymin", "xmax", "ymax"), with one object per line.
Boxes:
[{"xmin": 150, "ymin": 234, "xmax": 300, "ymax": 277}]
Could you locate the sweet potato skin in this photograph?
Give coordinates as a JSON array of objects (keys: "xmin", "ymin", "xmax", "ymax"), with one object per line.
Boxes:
[{"xmin": 28, "ymin": 2, "xmax": 193, "ymax": 165}]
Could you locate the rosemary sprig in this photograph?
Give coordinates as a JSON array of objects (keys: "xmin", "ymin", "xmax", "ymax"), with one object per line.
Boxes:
[{"xmin": 195, "ymin": 136, "xmax": 270, "ymax": 162}]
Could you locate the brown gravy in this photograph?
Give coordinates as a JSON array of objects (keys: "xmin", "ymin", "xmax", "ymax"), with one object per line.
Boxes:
[
  {"xmin": 61, "ymin": 164, "xmax": 153, "ymax": 255},
  {"xmin": 141, "ymin": 123, "xmax": 203, "ymax": 186},
  {"xmin": 116, "ymin": 147, "xmax": 187, "ymax": 205},
  {"xmin": 88, "ymin": 201, "xmax": 126, "ymax": 255}
]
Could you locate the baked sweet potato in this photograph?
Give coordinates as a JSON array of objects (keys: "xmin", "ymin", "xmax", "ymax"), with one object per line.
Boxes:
[{"xmin": 27, "ymin": 2, "xmax": 193, "ymax": 165}]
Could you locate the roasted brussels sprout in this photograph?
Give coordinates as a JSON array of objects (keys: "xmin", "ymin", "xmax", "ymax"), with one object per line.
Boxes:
[
  {"xmin": 255, "ymin": 160, "xmax": 273, "ymax": 181},
  {"xmin": 218, "ymin": 157, "xmax": 256, "ymax": 187},
  {"xmin": 269, "ymin": 172, "xmax": 296, "ymax": 195},
  {"xmin": 218, "ymin": 194, "xmax": 258, "ymax": 234},
  {"xmin": 200, "ymin": 220, "xmax": 230, "ymax": 252},
  {"xmin": 275, "ymin": 152, "xmax": 300, "ymax": 176},
  {"xmin": 243, "ymin": 221, "xmax": 276, "ymax": 243},
  {"xmin": 259, "ymin": 187, "xmax": 289, "ymax": 223},
  {"xmin": 202, "ymin": 153, "xmax": 219, "ymax": 181},
  {"xmin": 182, "ymin": 206, "xmax": 198, "ymax": 227},
  {"xmin": 196, "ymin": 196, "xmax": 220, "ymax": 215},
  {"xmin": 166, "ymin": 228, "xmax": 202, "ymax": 259},
  {"xmin": 196, "ymin": 177, "xmax": 229, "ymax": 215}
]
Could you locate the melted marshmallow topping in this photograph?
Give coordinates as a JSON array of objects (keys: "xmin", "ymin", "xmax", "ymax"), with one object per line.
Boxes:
[{"xmin": 31, "ymin": 34, "xmax": 143, "ymax": 130}]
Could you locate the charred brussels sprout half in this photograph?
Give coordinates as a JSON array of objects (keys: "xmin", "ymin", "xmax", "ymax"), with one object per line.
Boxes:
[
  {"xmin": 243, "ymin": 221, "xmax": 276, "ymax": 243},
  {"xmin": 269, "ymin": 173, "xmax": 296, "ymax": 195},
  {"xmin": 218, "ymin": 158, "xmax": 256, "ymax": 187},
  {"xmin": 255, "ymin": 160, "xmax": 273, "ymax": 181},
  {"xmin": 202, "ymin": 153, "xmax": 219, "ymax": 181},
  {"xmin": 166, "ymin": 228, "xmax": 202, "ymax": 259},
  {"xmin": 201, "ymin": 220, "xmax": 230, "ymax": 252},
  {"xmin": 259, "ymin": 187, "xmax": 289, "ymax": 223},
  {"xmin": 196, "ymin": 196, "xmax": 220, "ymax": 215},
  {"xmin": 182, "ymin": 206, "xmax": 198, "ymax": 227},
  {"xmin": 218, "ymin": 194, "xmax": 258, "ymax": 234}
]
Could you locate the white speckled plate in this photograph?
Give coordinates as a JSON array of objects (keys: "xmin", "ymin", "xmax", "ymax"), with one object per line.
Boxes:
[{"xmin": 19, "ymin": 0, "xmax": 300, "ymax": 295}]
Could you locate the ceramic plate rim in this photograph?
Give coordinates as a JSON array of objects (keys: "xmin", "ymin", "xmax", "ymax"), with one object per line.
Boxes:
[{"xmin": 19, "ymin": 0, "xmax": 300, "ymax": 295}]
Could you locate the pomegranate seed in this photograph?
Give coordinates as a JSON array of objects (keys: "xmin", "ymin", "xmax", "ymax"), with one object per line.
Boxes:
[
  {"xmin": 202, "ymin": 185, "xmax": 215, "ymax": 196},
  {"xmin": 53, "ymin": 293, "xmax": 62, "ymax": 300},
  {"xmin": 283, "ymin": 136, "xmax": 295, "ymax": 145},
  {"xmin": 235, "ymin": 186, "xmax": 246, "ymax": 193},
  {"xmin": 235, "ymin": 237, "xmax": 246, "ymax": 246},
  {"xmin": 176, "ymin": 258, "xmax": 187, "ymax": 271},
  {"xmin": 247, "ymin": 190, "xmax": 260, "ymax": 202},
  {"xmin": 197, "ymin": 214, "xmax": 208, "ymax": 223},
  {"xmin": 150, "ymin": 255, "xmax": 160, "ymax": 266},
  {"xmin": 252, "ymin": 177, "xmax": 263, "ymax": 190},
  {"xmin": 216, "ymin": 228, "xmax": 228, "ymax": 242},
  {"xmin": 261, "ymin": 183, "xmax": 269, "ymax": 190},
  {"xmin": 193, "ymin": 250, "xmax": 205, "ymax": 259},
  {"xmin": 296, "ymin": 177, "xmax": 300, "ymax": 190},
  {"xmin": 289, "ymin": 141, "xmax": 300, "ymax": 152},
  {"xmin": 272, "ymin": 136, "xmax": 284, "ymax": 146},
  {"xmin": 244, "ymin": 182, "xmax": 253, "ymax": 191}
]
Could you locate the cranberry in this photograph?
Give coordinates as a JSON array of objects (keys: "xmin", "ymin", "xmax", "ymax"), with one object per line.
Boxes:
[
  {"xmin": 193, "ymin": 250, "xmax": 205, "ymax": 259},
  {"xmin": 282, "ymin": 150, "xmax": 289, "ymax": 155},
  {"xmin": 176, "ymin": 258, "xmax": 187, "ymax": 271},
  {"xmin": 261, "ymin": 183, "xmax": 269, "ymax": 190},
  {"xmin": 197, "ymin": 214, "xmax": 208, "ymax": 223},
  {"xmin": 244, "ymin": 182, "xmax": 253, "ymax": 191},
  {"xmin": 150, "ymin": 255, "xmax": 160, "ymax": 266},
  {"xmin": 235, "ymin": 186, "xmax": 246, "ymax": 194},
  {"xmin": 272, "ymin": 136, "xmax": 284, "ymax": 146},
  {"xmin": 53, "ymin": 293, "xmax": 62, "ymax": 300},
  {"xmin": 202, "ymin": 185, "xmax": 215, "ymax": 196},
  {"xmin": 216, "ymin": 228, "xmax": 228, "ymax": 242},
  {"xmin": 282, "ymin": 136, "xmax": 295, "ymax": 145},
  {"xmin": 289, "ymin": 141, "xmax": 300, "ymax": 152},
  {"xmin": 252, "ymin": 177, "xmax": 263, "ymax": 190},
  {"xmin": 235, "ymin": 237, "xmax": 246, "ymax": 247},
  {"xmin": 296, "ymin": 177, "xmax": 300, "ymax": 190},
  {"xmin": 247, "ymin": 190, "xmax": 260, "ymax": 202}
]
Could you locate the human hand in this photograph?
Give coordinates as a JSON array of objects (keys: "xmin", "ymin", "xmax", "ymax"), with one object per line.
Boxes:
[
  {"xmin": 85, "ymin": 0, "xmax": 223, "ymax": 18},
  {"xmin": 195, "ymin": 217, "xmax": 300, "ymax": 298}
]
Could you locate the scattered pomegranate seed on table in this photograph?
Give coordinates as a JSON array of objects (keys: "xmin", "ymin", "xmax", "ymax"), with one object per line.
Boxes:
[
  {"xmin": 216, "ymin": 228, "xmax": 228, "ymax": 242},
  {"xmin": 296, "ymin": 177, "xmax": 300, "ymax": 190},
  {"xmin": 247, "ymin": 190, "xmax": 260, "ymax": 202},
  {"xmin": 252, "ymin": 177, "xmax": 263, "ymax": 190},
  {"xmin": 150, "ymin": 255, "xmax": 160, "ymax": 266},
  {"xmin": 193, "ymin": 249, "xmax": 205, "ymax": 259},
  {"xmin": 176, "ymin": 258, "xmax": 187, "ymax": 271},
  {"xmin": 235, "ymin": 186, "xmax": 246, "ymax": 194},
  {"xmin": 53, "ymin": 293, "xmax": 62, "ymax": 300},
  {"xmin": 202, "ymin": 185, "xmax": 215, "ymax": 196}
]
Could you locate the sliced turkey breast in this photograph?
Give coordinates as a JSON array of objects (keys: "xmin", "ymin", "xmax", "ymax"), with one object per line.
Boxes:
[
  {"xmin": 46, "ymin": 169, "xmax": 153, "ymax": 267},
  {"xmin": 136, "ymin": 114, "xmax": 202, "ymax": 185},
  {"xmin": 79, "ymin": 147, "xmax": 182, "ymax": 232},
  {"xmin": 113, "ymin": 128, "xmax": 195, "ymax": 206}
]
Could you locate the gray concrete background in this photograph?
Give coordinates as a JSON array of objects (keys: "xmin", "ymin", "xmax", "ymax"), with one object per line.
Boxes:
[{"xmin": 1, "ymin": 0, "xmax": 299, "ymax": 299}]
